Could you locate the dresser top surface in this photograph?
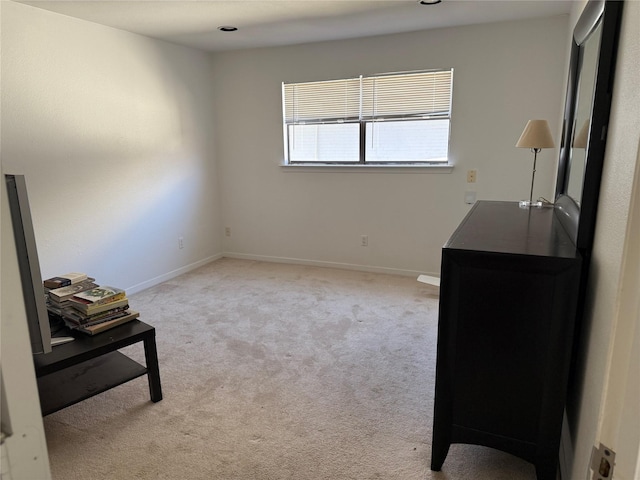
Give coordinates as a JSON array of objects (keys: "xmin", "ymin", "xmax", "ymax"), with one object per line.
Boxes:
[{"xmin": 445, "ymin": 201, "xmax": 580, "ymax": 259}]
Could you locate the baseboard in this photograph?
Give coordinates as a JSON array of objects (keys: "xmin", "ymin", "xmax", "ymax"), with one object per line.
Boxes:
[
  {"xmin": 125, "ymin": 254, "xmax": 223, "ymax": 295},
  {"xmin": 126, "ymin": 252, "xmax": 438, "ymax": 296},
  {"xmin": 223, "ymin": 252, "xmax": 437, "ymax": 279}
]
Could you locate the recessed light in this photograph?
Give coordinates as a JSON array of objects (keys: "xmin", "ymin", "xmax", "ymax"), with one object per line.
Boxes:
[
  {"xmin": 218, "ymin": 26, "xmax": 238, "ymax": 32},
  {"xmin": 418, "ymin": 0, "xmax": 442, "ymax": 4}
]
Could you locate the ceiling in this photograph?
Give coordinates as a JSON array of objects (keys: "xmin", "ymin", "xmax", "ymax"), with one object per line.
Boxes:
[{"xmin": 17, "ymin": 0, "xmax": 573, "ymax": 52}]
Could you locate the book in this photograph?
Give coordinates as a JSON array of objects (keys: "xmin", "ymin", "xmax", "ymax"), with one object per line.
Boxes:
[
  {"xmin": 80, "ymin": 309, "xmax": 133, "ymax": 327},
  {"xmin": 71, "ymin": 286, "xmax": 126, "ymax": 305},
  {"xmin": 74, "ymin": 311, "xmax": 140, "ymax": 335},
  {"xmin": 56, "ymin": 304, "xmax": 131, "ymax": 326},
  {"xmin": 68, "ymin": 296, "xmax": 129, "ymax": 316},
  {"xmin": 72, "ymin": 285, "xmax": 125, "ymax": 303},
  {"xmin": 43, "ymin": 272, "xmax": 88, "ymax": 289},
  {"xmin": 47, "ymin": 279, "xmax": 98, "ymax": 302}
]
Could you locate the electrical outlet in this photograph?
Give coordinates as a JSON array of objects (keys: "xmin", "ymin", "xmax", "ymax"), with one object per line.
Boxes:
[
  {"xmin": 225, "ymin": 227, "xmax": 231, "ymax": 237},
  {"xmin": 361, "ymin": 235, "xmax": 368, "ymax": 247},
  {"xmin": 467, "ymin": 169, "xmax": 477, "ymax": 183},
  {"xmin": 178, "ymin": 237, "xmax": 184, "ymax": 249},
  {"xmin": 591, "ymin": 443, "xmax": 615, "ymax": 480}
]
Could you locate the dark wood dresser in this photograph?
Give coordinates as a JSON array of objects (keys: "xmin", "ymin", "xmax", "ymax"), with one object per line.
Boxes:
[{"xmin": 431, "ymin": 201, "xmax": 582, "ymax": 480}]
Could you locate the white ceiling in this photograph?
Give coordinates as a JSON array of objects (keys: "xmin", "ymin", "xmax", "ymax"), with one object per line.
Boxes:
[{"xmin": 17, "ymin": 0, "xmax": 573, "ymax": 52}]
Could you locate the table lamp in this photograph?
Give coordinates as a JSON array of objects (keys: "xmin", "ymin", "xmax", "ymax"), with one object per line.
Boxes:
[{"xmin": 516, "ymin": 119, "xmax": 555, "ymax": 207}]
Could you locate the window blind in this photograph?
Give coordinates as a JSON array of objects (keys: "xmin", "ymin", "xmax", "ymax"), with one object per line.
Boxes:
[
  {"xmin": 283, "ymin": 78, "xmax": 361, "ymax": 123},
  {"xmin": 361, "ymin": 70, "xmax": 452, "ymax": 119},
  {"xmin": 283, "ymin": 69, "xmax": 452, "ymax": 124}
]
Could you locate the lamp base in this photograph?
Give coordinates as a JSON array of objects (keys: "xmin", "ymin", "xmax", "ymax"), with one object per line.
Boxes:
[{"xmin": 519, "ymin": 200, "xmax": 543, "ymax": 208}]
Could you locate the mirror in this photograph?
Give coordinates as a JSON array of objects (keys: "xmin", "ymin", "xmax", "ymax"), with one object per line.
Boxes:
[
  {"xmin": 554, "ymin": 0, "xmax": 623, "ymax": 252},
  {"xmin": 566, "ymin": 22, "xmax": 601, "ymax": 205}
]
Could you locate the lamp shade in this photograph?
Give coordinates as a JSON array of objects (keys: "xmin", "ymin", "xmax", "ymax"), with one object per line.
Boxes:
[{"xmin": 515, "ymin": 120, "xmax": 555, "ymax": 149}]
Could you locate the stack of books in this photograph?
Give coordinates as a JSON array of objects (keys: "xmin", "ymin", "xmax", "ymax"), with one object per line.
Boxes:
[{"xmin": 44, "ymin": 273, "xmax": 139, "ymax": 335}]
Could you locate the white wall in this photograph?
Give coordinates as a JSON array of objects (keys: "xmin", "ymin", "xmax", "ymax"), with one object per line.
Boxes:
[
  {"xmin": 211, "ymin": 16, "xmax": 569, "ymax": 276},
  {"xmin": 567, "ymin": 1, "xmax": 640, "ymax": 479},
  {"xmin": 1, "ymin": 1, "xmax": 222, "ymax": 294}
]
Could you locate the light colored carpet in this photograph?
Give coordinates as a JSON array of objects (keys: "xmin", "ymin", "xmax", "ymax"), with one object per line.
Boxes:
[{"xmin": 44, "ymin": 258, "xmax": 536, "ymax": 479}]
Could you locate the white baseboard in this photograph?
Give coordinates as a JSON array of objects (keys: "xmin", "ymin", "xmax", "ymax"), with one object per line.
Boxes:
[
  {"xmin": 223, "ymin": 252, "xmax": 437, "ymax": 279},
  {"xmin": 127, "ymin": 252, "xmax": 438, "ymax": 296},
  {"xmin": 126, "ymin": 254, "xmax": 223, "ymax": 295}
]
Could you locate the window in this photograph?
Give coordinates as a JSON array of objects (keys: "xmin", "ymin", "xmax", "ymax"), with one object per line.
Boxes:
[{"xmin": 283, "ymin": 69, "xmax": 453, "ymax": 165}]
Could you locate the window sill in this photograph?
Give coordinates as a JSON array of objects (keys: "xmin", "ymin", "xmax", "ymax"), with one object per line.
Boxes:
[{"xmin": 280, "ymin": 163, "xmax": 454, "ymax": 173}]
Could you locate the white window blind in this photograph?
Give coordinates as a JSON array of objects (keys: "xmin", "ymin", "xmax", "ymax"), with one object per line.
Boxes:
[
  {"xmin": 361, "ymin": 70, "xmax": 452, "ymax": 119},
  {"xmin": 284, "ymin": 78, "xmax": 361, "ymax": 123}
]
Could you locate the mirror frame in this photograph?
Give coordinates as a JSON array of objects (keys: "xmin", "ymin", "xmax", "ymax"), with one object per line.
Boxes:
[{"xmin": 554, "ymin": 0, "xmax": 623, "ymax": 253}]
